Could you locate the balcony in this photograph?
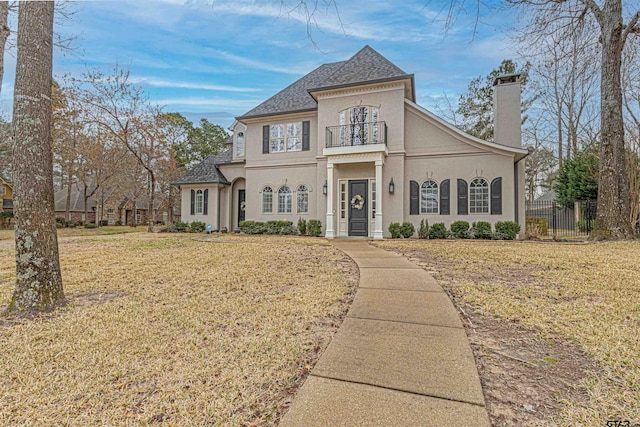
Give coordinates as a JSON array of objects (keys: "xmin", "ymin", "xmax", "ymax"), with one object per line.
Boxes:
[{"xmin": 326, "ymin": 121, "xmax": 387, "ymax": 148}]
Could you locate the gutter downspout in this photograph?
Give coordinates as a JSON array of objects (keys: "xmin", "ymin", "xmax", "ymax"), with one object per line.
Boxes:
[{"xmin": 217, "ymin": 185, "xmax": 221, "ymax": 232}]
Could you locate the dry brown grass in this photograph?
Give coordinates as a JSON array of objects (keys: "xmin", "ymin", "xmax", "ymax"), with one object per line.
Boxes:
[
  {"xmin": 0, "ymin": 233, "xmax": 356, "ymax": 426},
  {"xmin": 375, "ymin": 239, "xmax": 640, "ymax": 426},
  {"xmin": 0, "ymin": 226, "xmax": 146, "ymax": 241}
]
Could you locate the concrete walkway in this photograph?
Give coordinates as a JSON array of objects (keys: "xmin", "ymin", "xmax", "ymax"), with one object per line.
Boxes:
[{"xmin": 280, "ymin": 240, "xmax": 490, "ymax": 426}]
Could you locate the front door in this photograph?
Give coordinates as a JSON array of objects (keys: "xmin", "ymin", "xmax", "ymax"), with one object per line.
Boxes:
[
  {"xmin": 238, "ymin": 190, "xmax": 246, "ymax": 225},
  {"xmin": 348, "ymin": 180, "xmax": 368, "ymax": 236}
]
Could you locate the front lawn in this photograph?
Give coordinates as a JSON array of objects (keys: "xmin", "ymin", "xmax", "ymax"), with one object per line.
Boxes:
[
  {"xmin": 0, "ymin": 225, "xmax": 146, "ymax": 241},
  {"xmin": 375, "ymin": 240, "xmax": 639, "ymax": 426},
  {"xmin": 0, "ymin": 234, "xmax": 356, "ymax": 426}
]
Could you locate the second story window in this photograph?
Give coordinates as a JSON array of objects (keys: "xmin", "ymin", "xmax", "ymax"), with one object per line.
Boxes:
[
  {"xmin": 270, "ymin": 122, "xmax": 302, "ymax": 153},
  {"xmin": 339, "ymin": 106, "xmax": 379, "ymax": 146},
  {"xmin": 236, "ymin": 132, "xmax": 245, "ymax": 157}
]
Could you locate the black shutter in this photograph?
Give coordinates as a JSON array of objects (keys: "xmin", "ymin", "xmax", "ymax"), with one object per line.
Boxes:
[
  {"xmin": 262, "ymin": 125, "xmax": 270, "ymax": 154},
  {"xmin": 410, "ymin": 180, "xmax": 419, "ymax": 215},
  {"xmin": 457, "ymin": 179, "xmax": 468, "ymax": 215},
  {"xmin": 440, "ymin": 179, "xmax": 450, "ymax": 215},
  {"xmin": 302, "ymin": 121, "xmax": 310, "ymax": 151},
  {"xmin": 190, "ymin": 189, "xmax": 195, "ymax": 215},
  {"xmin": 491, "ymin": 177, "xmax": 502, "ymax": 215},
  {"xmin": 203, "ymin": 189, "xmax": 209, "ymax": 215}
]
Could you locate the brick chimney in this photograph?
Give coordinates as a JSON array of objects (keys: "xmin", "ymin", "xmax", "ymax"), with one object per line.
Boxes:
[{"xmin": 493, "ymin": 74, "xmax": 522, "ymax": 148}]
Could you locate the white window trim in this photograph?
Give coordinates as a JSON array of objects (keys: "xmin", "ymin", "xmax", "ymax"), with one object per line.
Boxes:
[
  {"xmin": 421, "ymin": 180, "xmax": 439, "ymax": 214},
  {"xmin": 277, "ymin": 186, "xmax": 293, "ymax": 214},
  {"xmin": 270, "ymin": 122, "xmax": 302, "ymax": 153},
  {"xmin": 296, "ymin": 185, "xmax": 309, "ymax": 215},
  {"xmin": 469, "ymin": 178, "xmax": 489, "ymax": 214},
  {"xmin": 236, "ymin": 132, "xmax": 245, "ymax": 157},
  {"xmin": 195, "ymin": 190, "xmax": 204, "ymax": 215}
]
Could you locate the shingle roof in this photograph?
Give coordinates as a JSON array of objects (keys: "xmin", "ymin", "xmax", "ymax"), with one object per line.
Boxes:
[
  {"xmin": 54, "ymin": 184, "xmax": 97, "ymax": 213},
  {"xmin": 173, "ymin": 141, "xmax": 233, "ymax": 186},
  {"xmin": 237, "ymin": 45, "xmax": 411, "ymax": 120},
  {"xmin": 237, "ymin": 61, "xmax": 345, "ymax": 120}
]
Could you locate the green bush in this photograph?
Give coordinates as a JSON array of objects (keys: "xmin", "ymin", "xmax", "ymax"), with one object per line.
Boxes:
[
  {"xmin": 280, "ymin": 224, "xmax": 299, "ymax": 235},
  {"xmin": 265, "ymin": 220, "xmax": 293, "ymax": 235},
  {"xmin": 84, "ymin": 223, "xmax": 97, "ymax": 229},
  {"xmin": 400, "ymin": 222, "xmax": 415, "ymax": 238},
  {"xmin": 189, "ymin": 221, "xmax": 207, "ymax": 233},
  {"xmin": 171, "ymin": 220, "xmax": 188, "ymax": 232},
  {"xmin": 297, "ymin": 218, "xmax": 307, "ymax": 235},
  {"xmin": 494, "ymin": 221, "xmax": 521, "ymax": 240},
  {"xmin": 450, "ymin": 221, "xmax": 470, "ymax": 238},
  {"xmin": 99, "ymin": 220, "xmax": 109, "ymax": 227},
  {"xmin": 471, "ymin": 221, "xmax": 492, "ymax": 239},
  {"xmin": 55, "ymin": 217, "xmax": 66, "ymax": 228},
  {"xmin": 428, "ymin": 222, "xmax": 448, "ymax": 239},
  {"xmin": 307, "ymin": 219, "xmax": 322, "ymax": 237},
  {"xmin": 239, "ymin": 220, "xmax": 265, "ymax": 234},
  {"xmin": 67, "ymin": 221, "xmax": 79, "ymax": 228},
  {"xmin": 388, "ymin": 222, "xmax": 402, "ymax": 238},
  {"xmin": 418, "ymin": 219, "xmax": 429, "ymax": 239},
  {"xmin": 525, "ymin": 217, "xmax": 548, "ymax": 235}
]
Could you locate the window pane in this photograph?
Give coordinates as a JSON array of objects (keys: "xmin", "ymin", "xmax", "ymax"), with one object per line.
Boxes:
[
  {"xmin": 287, "ymin": 137, "xmax": 302, "ymax": 151},
  {"xmin": 297, "ymin": 185, "xmax": 308, "ymax": 214},
  {"xmin": 278, "ymin": 186, "xmax": 292, "ymax": 213},
  {"xmin": 271, "ymin": 138, "xmax": 284, "ymax": 152},
  {"xmin": 421, "ymin": 180, "xmax": 438, "ymax": 214},
  {"xmin": 287, "ymin": 122, "xmax": 301, "ymax": 137},
  {"xmin": 236, "ymin": 132, "xmax": 245, "ymax": 157},
  {"xmin": 469, "ymin": 179, "xmax": 489, "ymax": 213},
  {"xmin": 262, "ymin": 187, "xmax": 273, "ymax": 213},
  {"xmin": 270, "ymin": 124, "xmax": 284, "ymax": 138}
]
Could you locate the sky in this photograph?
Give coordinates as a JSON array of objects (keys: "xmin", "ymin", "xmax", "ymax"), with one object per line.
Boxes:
[{"xmin": 1, "ymin": 0, "xmax": 520, "ymax": 129}]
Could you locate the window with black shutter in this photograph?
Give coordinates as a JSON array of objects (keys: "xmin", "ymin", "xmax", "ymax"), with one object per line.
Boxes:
[
  {"xmin": 410, "ymin": 180, "xmax": 419, "ymax": 215},
  {"xmin": 190, "ymin": 189, "xmax": 195, "ymax": 215},
  {"xmin": 440, "ymin": 179, "xmax": 450, "ymax": 215},
  {"xmin": 203, "ymin": 189, "xmax": 209, "ymax": 215},
  {"xmin": 491, "ymin": 177, "xmax": 502, "ymax": 215},
  {"xmin": 457, "ymin": 179, "xmax": 468, "ymax": 215}
]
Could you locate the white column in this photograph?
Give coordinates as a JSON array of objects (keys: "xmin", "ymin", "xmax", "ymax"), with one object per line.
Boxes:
[
  {"xmin": 325, "ymin": 162, "xmax": 335, "ymax": 238},
  {"xmin": 374, "ymin": 159, "xmax": 384, "ymax": 239}
]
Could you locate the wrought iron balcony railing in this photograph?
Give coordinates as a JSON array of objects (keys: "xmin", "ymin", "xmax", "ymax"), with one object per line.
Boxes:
[{"xmin": 325, "ymin": 121, "xmax": 387, "ymax": 148}]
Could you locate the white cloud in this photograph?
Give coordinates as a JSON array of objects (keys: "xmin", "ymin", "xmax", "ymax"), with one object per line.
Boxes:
[
  {"xmin": 155, "ymin": 96, "xmax": 262, "ymax": 109},
  {"xmin": 129, "ymin": 76, "xmax": 262, "ymax": 92},
  {"xmin": 203, "ymin": 48, "xmax": 314, "ymax": 75}
]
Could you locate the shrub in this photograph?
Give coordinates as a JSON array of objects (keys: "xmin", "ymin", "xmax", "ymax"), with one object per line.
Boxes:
[
  {"xmin": 525, "ymin": 217, "xmax": 548, "ymax": 235},
  {"xmin": 99, "ymin": 220, "xmax": 109, "ymax": 227},
  {"xmin": 171, "ymin": 220, "xmax": 188, "ymax": 232},
  {"xmin": 576, "ymin": 218, "xmax": 595, "ymax": 233},
  {"xmin": 280, "ymin": 224, "xmax": 299, "ymax": 235},
  {"xmin": 265, "ymin": 220, "xmax": 293, "ymax": 235},
  {"xmin": 388, "ymin": 222, "xmax": 402, "ymax": 238},
  {"xmin": 55, "ymin": 217, "xmax": 66, "ymax": 228},
  {"xmin": 189, "ymin": 221, "xmax": 207, "ymax": 233},
  {"xmin": 418, "ymin": 219, "xmax": 429, "ymax": 239},
  {"xmin": 450, "ymin": 221, "xmax": 470, "ymax": 239},
  {"xmin": 307, "ymin": 219, "xmax": 322, "ymax": 237},
  {"xmin": 471, "ymin": 221, "xmax": 492, "ymax": 239},
  {"xmin": 525, "ymin": 222, "xmax": 543, "ymax": 240},
  {"xmin": 239, "ymin": 220, "xmax": 265, "ymax": 234},
  {"xmin": 428, "ymin": 222, "xmax": 449, "ymax": 239},
  {"xmin": 297, "ymin": 218, "xmax": 307, "ymax": 235},
  {"xmin": 67, "ymin": 221, "xmax": 79, "ymax": 228},
  {"xmin": 400, "ymin": 222, "xmax": 415, "ymax": 238},
  {"xmin": 84, "ymin": 223, "xmax": 97, "ymax": 229},
  {"xmin": 494, "ymin": 221, "xmax": 521, "ymax": 240}
]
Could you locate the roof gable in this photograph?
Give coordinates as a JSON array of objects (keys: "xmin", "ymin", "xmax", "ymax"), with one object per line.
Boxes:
[
  {"xmin": 173, "ymin": 144, "xmax": 233, "ymax": 186},
  {"xmin": 237, "ymin": 45, "xmax": 411, "ymax": 120}
]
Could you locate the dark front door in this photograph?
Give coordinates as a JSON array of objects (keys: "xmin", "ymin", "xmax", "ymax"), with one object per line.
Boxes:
[
  {"xmin": 348, "ymin": 180, "xmax": 368, "ymax": 237},
  {"xmin": 238, "ymin": 190, "xmax": 245, "ymax": 224}
]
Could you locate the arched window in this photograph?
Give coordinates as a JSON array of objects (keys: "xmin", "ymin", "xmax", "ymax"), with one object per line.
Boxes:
[
  {"xmin": 297, "ymin": 185, "xmax": 309, "ymax": 214},
  {"xmin": 421, "ymin": 180, "xmax": 438, "ymax": 214},
  {"xmin": 236, "ymin": 132, "xmax": 245, "ymax": 157},
  {"xmin": 278, "ymin": 186, "xmax": 292, "ymax": 214},
  {"xmin": 469, "ymin": 178, "xmax": 489, "ymax": 214},
  {"xmin": 195, "ymin": 190, "xmax": 204, "ymax": 214},
  {"xmin": 262, "ymin": 186, "xmax": 273, "ymax": 214}
]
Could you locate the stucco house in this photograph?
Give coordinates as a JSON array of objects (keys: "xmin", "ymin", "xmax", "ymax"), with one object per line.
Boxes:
[{"xmin": 175, "ymin": 46, "xmax": 529, "ymax": 238}]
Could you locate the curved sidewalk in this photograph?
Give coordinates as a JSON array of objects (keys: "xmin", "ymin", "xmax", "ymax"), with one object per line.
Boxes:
[{"xmin": 280, "ymin": 240, "xmax": 490, "ymax": 426}]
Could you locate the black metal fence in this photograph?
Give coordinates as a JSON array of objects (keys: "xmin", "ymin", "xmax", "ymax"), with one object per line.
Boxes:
[{"xmin": 525, "ymin": 200, "xmax": 597, "ymax": 237}]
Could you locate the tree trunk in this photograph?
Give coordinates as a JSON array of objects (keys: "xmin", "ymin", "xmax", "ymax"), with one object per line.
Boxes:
[
  {"xmin": 7, "ymin": 1, "xmax": 64, "ymax": 313},
  {"xmin": 593, "ymin": 0, "xmax": 634, "ymax": 239},
  {"xmin": 83, "ymin": 182, "xmax": 88, "ymax": 226},
  {"xmin": 0, "ymin": 2, "xmax": 10, "ymax": 96},
  {"xmin": 65, "ymin": 171, "xmax": 72, "ymax": 224},
  {"xmin": 148, "ymin": 171, "xmax": 155, "ymax": 232}
]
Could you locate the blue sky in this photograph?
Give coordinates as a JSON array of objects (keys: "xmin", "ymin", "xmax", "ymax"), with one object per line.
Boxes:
[{"xmin": 2, "ymin": 0, "xmax": 518, "ymax": 128}]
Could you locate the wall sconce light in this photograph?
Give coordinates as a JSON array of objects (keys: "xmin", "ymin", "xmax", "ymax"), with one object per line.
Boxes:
[
  {"xmin": 323, "ymin": 180, "xmax": 328, "ymax": 196},
  {"xmin": 389, "ymin": 178, "xmax": 395, "ymax": 194}
]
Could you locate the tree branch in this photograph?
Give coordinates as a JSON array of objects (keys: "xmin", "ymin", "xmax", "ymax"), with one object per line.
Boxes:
[
  {"xmin": 623, "ymin": 10, "xmax": 640, "ymax": 43},
  {"xmin": 579, "ymin": 0, "xmax": 603, "ymax": 27}
]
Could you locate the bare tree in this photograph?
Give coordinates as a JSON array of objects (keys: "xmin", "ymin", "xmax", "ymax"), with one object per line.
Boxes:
[{"xmin": 7, "ymin": 2, "xmax": 63, "ymax": 313}]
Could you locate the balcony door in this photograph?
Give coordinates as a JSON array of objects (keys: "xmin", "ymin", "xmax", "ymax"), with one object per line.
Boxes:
[
  {"xmin": 340, "ymin": 106, "xmax": 379, "ymax": 146},
  {"xmin": 348, "ymin": 180, "xmax": 368, "ymax": 237}
]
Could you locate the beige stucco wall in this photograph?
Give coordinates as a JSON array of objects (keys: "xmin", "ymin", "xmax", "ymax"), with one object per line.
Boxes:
[{"xmin": 180, "ymin": 184, "xmax": 220, "ymax": 228}]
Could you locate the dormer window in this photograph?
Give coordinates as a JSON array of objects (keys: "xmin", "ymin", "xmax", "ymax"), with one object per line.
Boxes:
[{"xmin": 236, "ymin": 132, "xmax": 245, "ymax": 157}]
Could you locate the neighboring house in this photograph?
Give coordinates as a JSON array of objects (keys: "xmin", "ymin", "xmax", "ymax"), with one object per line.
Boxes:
[
  {"xmin": 175, "ymin": 46, "xmax": 529, "ymax": 238},
  {"xmin": 118, "ymin": 196, "xmax": 181, "ymax": 226},
  {"xmin": 0, "ymin": 176, "xmax": 13, "ymax": 213},
  {"xmin": 54, "ymin": 185, "xmax": 97, "ymax": 224}
]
